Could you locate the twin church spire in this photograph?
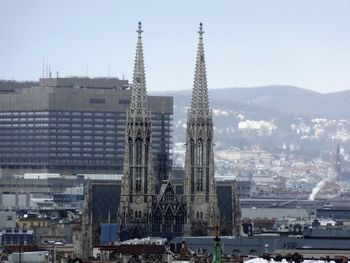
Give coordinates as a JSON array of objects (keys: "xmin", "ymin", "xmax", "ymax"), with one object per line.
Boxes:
[
  {"xmin": 129, "ymin": 21, "xmax": 209, "ymax": 119},
  {"xmin": 120, "ymin": 22, "xmax": 219, "ymax": 239},
  {"xmin": 130, "ymin": 22, "xmax": 210, "ymax": 119}
]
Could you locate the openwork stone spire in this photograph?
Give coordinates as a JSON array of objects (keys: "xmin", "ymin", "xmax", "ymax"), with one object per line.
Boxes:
[
  {"xmin": 183, "ymin": 23, "xmax": 218, "ymax": 236},
  {"xmin": 190, "ymin": 22, "xmax": 210, "ymax": 118},
  {"xmin": 130, "ymin": 22, "xmax": 149, "ymax": 116},
  {"xmin": 119, "ymin": 22, "xmax": 154, "ymax": 240}
]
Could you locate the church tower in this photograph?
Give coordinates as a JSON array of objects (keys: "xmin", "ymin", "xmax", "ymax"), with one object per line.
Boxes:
[
  {"xmin": 119, "ymin": 22, "xmax": 155, "ymax": 239},
  {"xmin": 184, "ymin": 23, "xmax": 218, "ymax": 236}
]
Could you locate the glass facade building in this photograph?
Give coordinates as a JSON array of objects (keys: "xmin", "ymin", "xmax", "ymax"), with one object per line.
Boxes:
[{"xmin": 0, "ymin": 78, "xmax": 173, "ymax": 175}]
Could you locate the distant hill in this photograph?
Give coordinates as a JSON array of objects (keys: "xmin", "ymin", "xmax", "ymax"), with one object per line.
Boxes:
[{"xmin": 153, "ymin": 85, "xmax": 350, "ymax": 119}]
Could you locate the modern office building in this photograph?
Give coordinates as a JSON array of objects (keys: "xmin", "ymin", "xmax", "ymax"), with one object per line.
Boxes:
[{"xmin": 0, "ymin": 77, "xmax": 173, "ymax": 176}]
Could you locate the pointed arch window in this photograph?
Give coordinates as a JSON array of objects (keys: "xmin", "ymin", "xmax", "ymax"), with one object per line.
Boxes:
[
  {"xmin": 207, "ymin": 139, "xmax": 211, "ymax": 164},
  {"xmin": 190, "ymin": 139, "xmax": 195, "ymax": 194},
  {"xmin": 165, "ymin": 210, "xmax": 174, "ymax": 224},
  {"xmin": 128, "ymin": 137, "xmax": 133, "ymax": 193},
  {"xmin": 135, "ymin": 138, "xmax": 142, "ymax": 165},
  {"xmin": 197, "ymin": 139, "xmax": 203, "ymax": 166},
  {"xmin": 135, "ymin": 138, "xmax": 143, "ymax": 192},
  {"xmin": 197, "ymin": 139, "xmax": 203, "ymax": 191},
  {"xmin": 206, "ymin": 139, "xmax": 212, "ymax": 194},
  {"xmin": 144, "ymin": 137, "xmax": 149, "ymax": 165},
  {"xmin": 190, "ymin": 139, "xmax": 195, "ymax": 166},
  {"xmin": 144, "ymin": 137, "xmax": 149, "ymax": 194},
  {"xmin": 128, "ymin": 137, "xmax": 133, "ymax": 165},
  {"xmin": 154, "ymin": 208, "xmax": 162, "ymax": 224},
  {"xmin": 176, "ymin": 210, "xmax": 185, "ymax": 224}
]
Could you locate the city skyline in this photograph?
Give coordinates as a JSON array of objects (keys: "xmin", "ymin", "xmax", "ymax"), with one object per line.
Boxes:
[{"xmin": 1, "ymin": 0, "xmax": 350, "ymax": 93}]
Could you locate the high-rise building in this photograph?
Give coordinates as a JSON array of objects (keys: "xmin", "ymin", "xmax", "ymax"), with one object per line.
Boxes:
[
  {"xmin": 0, "ymin": 77, "xmax": 172, "ymax": 176},
  {"xmin": 183, "ymin": 23, "xmax": 219, "ymax": 236},
  {"xmin": 118, "ymin": 22, "xmax": 155, "ymax": 240}
]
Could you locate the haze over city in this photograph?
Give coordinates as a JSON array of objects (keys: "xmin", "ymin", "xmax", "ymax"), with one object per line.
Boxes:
[
  {"xmin": 1, "ymin": 0, "xmax": 350, "ymax": 93},
  {"xmin": 2, "ymin": 1, "xmax": 350, "ymax": 262}
]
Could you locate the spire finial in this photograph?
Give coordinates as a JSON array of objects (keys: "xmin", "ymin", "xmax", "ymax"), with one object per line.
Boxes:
[
  {"xmin": 198, "ymin": 22, "xmax": 204, "ymax": 38},
  {"xmin": 137, "ymin": 21, "xmax": 143, "ymax": 37}
]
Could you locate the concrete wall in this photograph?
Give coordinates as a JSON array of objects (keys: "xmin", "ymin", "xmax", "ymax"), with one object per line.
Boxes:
[
  {"xmin": 0, "ymin": 210, "xmax": 16, "ymax": 229},
  {"xmin": 241, "ymin": 207, "xmax": 309, "ymax": 220}
]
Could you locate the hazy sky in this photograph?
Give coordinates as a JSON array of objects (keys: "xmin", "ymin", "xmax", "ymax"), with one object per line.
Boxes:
[{"xmin": 1, "ymin": 0, "xmax": 349, "ymax": 93}]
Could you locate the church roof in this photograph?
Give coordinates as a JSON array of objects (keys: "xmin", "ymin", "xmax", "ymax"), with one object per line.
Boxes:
[{"xmin": 159, "ymin": 180, "xmax": 180, "ymax": 199}]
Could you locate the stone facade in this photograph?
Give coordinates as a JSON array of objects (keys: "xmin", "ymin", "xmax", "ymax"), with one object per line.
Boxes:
[
  {"xmin": 118, "ymin": 23, "xmax": 155, "ymax": 240},
  {"xmin": 117, "ymin": 22, "xmax": 240, "ymax": 240},
  {"xmin": 183, "ymin": 23, "xmax": 219, "ymax": 236},
  {"xmin": 152, "ymin": 180, "xmax": 185, "ymax": 240}
]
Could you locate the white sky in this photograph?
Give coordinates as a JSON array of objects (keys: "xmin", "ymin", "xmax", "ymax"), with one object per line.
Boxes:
[{"xmin": 1, "ymin": 0, "xmax": 350, "ymax": 93}]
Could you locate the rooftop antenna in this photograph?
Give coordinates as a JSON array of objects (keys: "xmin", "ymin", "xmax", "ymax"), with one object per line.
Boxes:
[
  {"xmin": 108, "ymin": 65, "xmax": 111, "ymax": 77},
  {"xmin": 86, "ymin": 62, "xmax": 89, "ymax": 77},
  {"xmin": 122, "ymin": 74, "xmax": 125, "ymax": 80},
  {"xmin": 46, "ymin": 64, "xmax": 49, "ymax": 78},
  {"xmin": 42, "ymin": 58, "xmax": 45, "ymax": 78}
]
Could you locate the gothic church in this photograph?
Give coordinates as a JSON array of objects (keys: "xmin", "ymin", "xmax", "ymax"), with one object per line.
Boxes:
[{"xmin": 119, "ymin": 22, "xmax": 238, "ymax": 240}]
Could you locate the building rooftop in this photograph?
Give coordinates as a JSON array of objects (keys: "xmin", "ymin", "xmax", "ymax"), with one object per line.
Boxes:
[{"xmin": 39, "ymin": 77, "xmax": 129, "ymax": 90}]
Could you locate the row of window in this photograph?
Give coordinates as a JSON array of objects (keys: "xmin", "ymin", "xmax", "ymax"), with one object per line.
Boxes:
[
  {"xmin": 0, "ymin": 115, "xmax": 170, "ymax": 121},
  {"xmin": 0, "ymin": 117, "xmax": 49, "ymax": 122},
  {"xmin": 0, "ymin": 124, "xmax": 119, "ymax": 129},
  {"xmin": 0, "ymin": 111, "xmax": 124, "ymax": 116},
  {"xmin": 1, "ymin": 141, "xmax": 48, "ymax": 146},
  {"xmin": 0, "ymin": 153, "xmax": 47, "ymax": 157},
  {"xmin": 0, "ymin": 139, "xmax": 169, "ymax": 148},
  {"xmin": 0, "ymin": 111, "xmax": 49, "ymax": 116},
  {"xmin": 0, "ymin": 135, "xmax": 118, "ymax": 140},
  {"xmin": 0, "ymin": 158, "xmax": 118, "ymax": 164},
  {"xmin": 50, "ymin": 153, "xmax": 116, "ymax": 158},
  {"xmin": 1, "ymin": 123, "xmax": 49, "ymax": 127},
  {"xmin": 0, "ymin": 128, "xmax": 168, "ymax": 135},
  {"xmin": 0, "ymin": 137, "xmax": 168, "ymax": 145},
  {"xmin": 0, "ymin": 111, "xmax": 171, "ymax": 118},
  {"xmin": 0, "ymin": 146, "xmax": 116, "ymax": 152},
  {"xmin": 0, "ymin": 121, "xmax": 171, "ymax": 131}
]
